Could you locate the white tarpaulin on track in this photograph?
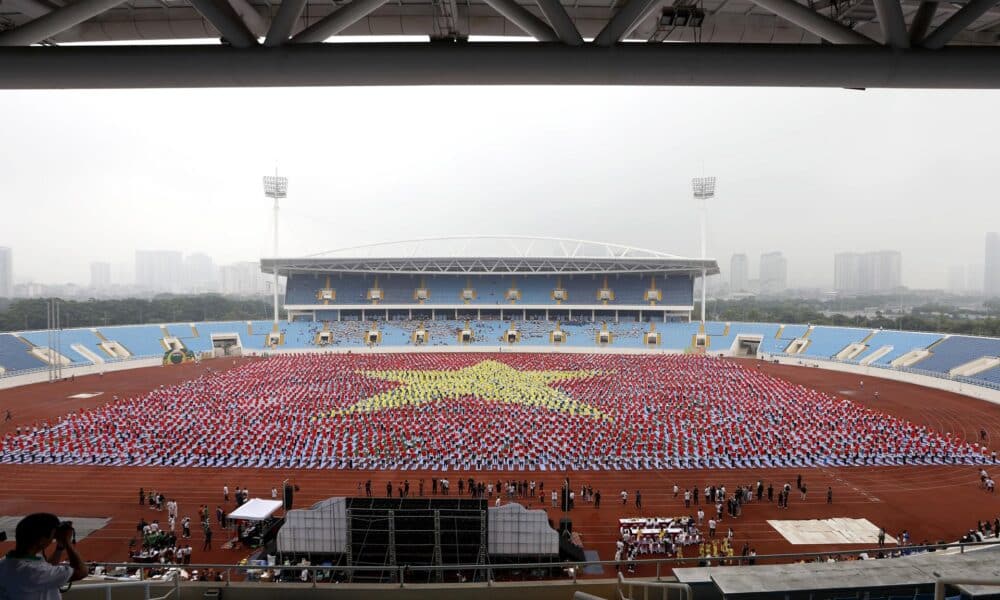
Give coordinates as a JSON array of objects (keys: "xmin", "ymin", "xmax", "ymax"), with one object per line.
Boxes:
[
  {"xmin": 488, "ymin": 503, "xmax": 558, "ymax": 555},
  {"xmin": 227, "ymin": 499, "xmax": 283, "ymax": 522},
  {"xmin": 276, "ymin": 497, "xmax": 348, "ymax": 554},
  {"xmin": 768, "ymin": 518, "xmax": 897, "ymax": 545}
]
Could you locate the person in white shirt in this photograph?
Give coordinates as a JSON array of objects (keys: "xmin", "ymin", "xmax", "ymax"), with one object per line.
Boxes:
[{"xmin": 0, "ymin": 513, "xmax": 88, "ymax": 600}]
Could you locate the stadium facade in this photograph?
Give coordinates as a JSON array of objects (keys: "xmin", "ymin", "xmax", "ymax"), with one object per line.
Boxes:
[{"xmin": 262, "ymin": 237, "xmax": 717, "ymax": 324}]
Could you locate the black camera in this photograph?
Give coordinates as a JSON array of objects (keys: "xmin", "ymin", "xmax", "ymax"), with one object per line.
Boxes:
[{"xmin": 57, "ymin": 521, "xmax": 76, "ymax": 544}]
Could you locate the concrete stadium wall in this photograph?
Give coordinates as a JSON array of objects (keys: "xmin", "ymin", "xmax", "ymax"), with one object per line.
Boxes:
[
  {"xmin": 762, "ymin": 353, "xmax": 1000, "ymax": 406},
  {"xmin": 252, "ymin": 346, "xmax": 684, "ymax": 356},
  {"xmin": 67, "ymin": 578, "xmax": 620, "ymax": 600},
  {"xmin": 0, "ymin": 358, "xmax": 162, "ymax": 391}
]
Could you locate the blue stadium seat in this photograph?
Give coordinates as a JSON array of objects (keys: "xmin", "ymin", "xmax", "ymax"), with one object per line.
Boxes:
[
  {"xmin": 18, "ymin": 329, "xmax": 106, "ymax": 364},
  {"xmin": 853, "ymin": 331, "xmax": 943, "ymax": 365},
  {"xmin": 799, "ymin": 327, "xmax": 871, "ymax": 358},
  {"xmin": 915, "ymin": 336, "xmax": 1000, "ymax": 374},
  {"xmin": 0, "ymin": 334, "xmax": 47, "ymax": 373},
  {"xmin": 98, "ymin": 325, "xmax": 167, "ymax": 357},
  {"xmin": 284, "ymin": 273, "xmax": 696, "ymax": 308}
]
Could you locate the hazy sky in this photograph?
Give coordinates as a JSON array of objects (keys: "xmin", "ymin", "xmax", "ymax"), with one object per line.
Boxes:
[{"xmin": 1, "ymin": 84, "xmax": 997, "ymax": 289}]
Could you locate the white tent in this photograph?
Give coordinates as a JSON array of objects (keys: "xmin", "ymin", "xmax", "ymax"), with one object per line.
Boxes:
[{"xmin": 228, "ymin": 499, "xmax": 283, "ymax": 522}]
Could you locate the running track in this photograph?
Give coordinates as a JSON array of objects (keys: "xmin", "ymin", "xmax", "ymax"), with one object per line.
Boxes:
[{"xmin": 0, "ymin": 357, "xmax": 998, "ymax": 574}]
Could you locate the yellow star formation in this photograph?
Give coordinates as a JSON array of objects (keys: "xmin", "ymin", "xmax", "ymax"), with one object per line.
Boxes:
[{"xmin": 324, "ymin": 360, "xmax": 609, "ymax": 420}]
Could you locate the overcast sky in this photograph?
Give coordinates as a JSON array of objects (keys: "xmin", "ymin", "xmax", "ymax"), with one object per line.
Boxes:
[{"xmin": 0, "ymin": 84, "xmax": 997, "ymax": 289}]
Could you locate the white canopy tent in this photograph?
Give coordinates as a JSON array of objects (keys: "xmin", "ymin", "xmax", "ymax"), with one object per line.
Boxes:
[{"xmin": 227, "ymin": 499, "xmax": 283, "ymax": 522}]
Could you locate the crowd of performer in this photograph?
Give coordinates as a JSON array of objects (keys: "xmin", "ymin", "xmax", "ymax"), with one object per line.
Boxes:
[{"xmin": 0, "ymin": 353, "xmax": 993, "ymax": 469}]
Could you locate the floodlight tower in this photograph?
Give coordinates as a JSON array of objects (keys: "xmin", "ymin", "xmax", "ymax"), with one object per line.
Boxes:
[
  {"xmin": 263, "ymin": 172, "xmax": 288, "ymax": 325},
  {"xmin": 691, "ymin": 176, "xmax": 716, "ymax": 325}
]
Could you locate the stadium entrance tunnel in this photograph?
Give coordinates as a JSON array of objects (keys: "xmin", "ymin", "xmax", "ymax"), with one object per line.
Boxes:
[{"xmin": 733, "ymin": 335, "xmax": 763, "ymax": 357}]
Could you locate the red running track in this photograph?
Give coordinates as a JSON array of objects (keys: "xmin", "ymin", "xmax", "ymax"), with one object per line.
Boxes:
[{"xmin": 0, "ymin": 356, "xmax": 998, "ymax": 573}]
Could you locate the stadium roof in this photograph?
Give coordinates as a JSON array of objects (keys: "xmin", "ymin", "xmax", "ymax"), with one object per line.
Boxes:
[
  {"xmin": 3, "ymin": 0, "xmax": 1000, "ymax": 88},
  {"xmin": 261, "ymin": 236, "xmax": 720, "ymax": 275}
]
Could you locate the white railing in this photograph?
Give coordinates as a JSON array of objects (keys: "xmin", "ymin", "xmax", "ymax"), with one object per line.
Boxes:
[
  {"xmin": 617, "ymin": 573, "xmax": 691, "ymax": 600},
  {"xmin": 66, "ymin": 577, "xmax": 179, "ymax": 600},
  {"xmin": 0, "ymin": 355, "xmax": 162, "ymax": 388},
  {"xmin": 79, "ymin": 539, "xmax": 1000, "ymax": 593},
  {"xmin": 763, "ymin": 352, "xmax": 1000, "ymax": 396}
]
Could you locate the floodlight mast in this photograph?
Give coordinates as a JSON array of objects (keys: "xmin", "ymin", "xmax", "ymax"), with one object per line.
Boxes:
[
  {"xmin": 263, "ymin": 173, "xmax": 288, "ymax": 325},
  {"xmin": 691, "ymin": 177, "xmax": 716, "ymax": 325}
]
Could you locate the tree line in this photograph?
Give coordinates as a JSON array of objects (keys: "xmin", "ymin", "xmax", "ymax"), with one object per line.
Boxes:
[
  {"xmin": 0, "ymin": 295, "xmax": 273, "ymax": 332},
  {"xmin": 702, "ymin": 298, "xmax": 1000, "ymax": 338}
]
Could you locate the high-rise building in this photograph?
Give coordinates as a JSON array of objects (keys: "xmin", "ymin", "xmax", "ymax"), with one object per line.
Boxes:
[
  {"xmin": 860, "ymin": 250, "xmax": 902, "ymax": 293},
  {"xmin": 90, "ymin": 262, "xmax": 111, "ymax": 289},
  {"xmin": 135, "ymin": 250, "xmax": 184, "ymax": 293},
  {"xmin": 759, "ymin": 252, "xmax": 787, "ymax": 294},
  {"xmin": 220, "ymin": 262, "xmax": 269, "ymax": 296},
  {"xmin": 730, "ymin": 254, "xmax": 749, "ymax": 293},
  {"xmin": 184, "ymin": 253, "xmax": 217, "ymax": 293},
  {"xmin": 968, "ymin": 263, "xmax": 985, "ymax": 293},
  {"xmin": 948, "ymin": 265, "xmax": 966, "ymax": 294},
  {"xmin": 986, "ymin": 233, "xmax": 1000, "ymax": 299},
  {"xmin": 834, "ymin": 253, "xmax": 860, "ymax": 292},
  {"xmin": 833, "ymin": 250, "xmax": 901, "ymax": 293},
  {"xmin": 0, "ymin": 247, "xmax": 11, "ymax": 298}
]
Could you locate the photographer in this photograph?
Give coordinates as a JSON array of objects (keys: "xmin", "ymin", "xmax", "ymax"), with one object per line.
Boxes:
[{"xmin": 0, "ymin": 513, "xmax": 88, "ymax": 599}]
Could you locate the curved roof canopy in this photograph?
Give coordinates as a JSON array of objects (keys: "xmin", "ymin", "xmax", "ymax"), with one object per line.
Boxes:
[{"xmin": 262, "ymin": 236, "xmax": 720, "ymax": 276}]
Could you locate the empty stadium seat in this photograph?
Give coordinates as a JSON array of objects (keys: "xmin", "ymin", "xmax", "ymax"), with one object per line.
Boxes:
[
  {"xmin": 914, "ymin": 336, "xmax": 1000, "ymax": 374},
  {"xmin": 0, "ymin": 334, "xmax": 47, "ymax": 373}
]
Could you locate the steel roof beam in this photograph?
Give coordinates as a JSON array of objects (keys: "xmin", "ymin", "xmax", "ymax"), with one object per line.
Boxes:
[
  {"xmin": 227, "ymin": 0, "xmax": 269, "ymax": 37},
  {"xmin": 5, "ymin": 43, "xmax": 1000, "ymax": 88},
  {"xmin": 290, "ymin": 0, "xmax": 391, "ymax": 43},
  {"xmin": 535, "ymin": 0, "xmax": 583, "ymax": 44},
  {"xmin": 908, "ymin": 1, "xmax": 937, "ymax": 43},
  {"xmin": 265, "ymin": 0, "xmax": 309, "ymax": 46},
  {"xmin": 6, "ymin": 0, "xmax": 56, "ymax": 19},
  {"xmin": 593, "ymin": 0, "xmax": 662, "ymax": 46},
  {"xmin": 748, "ymin": 0, "xmax": 876, "ymax": 44},
  {"xmin": 480, "ymin": 0, "xmax": 559, "ymax": 41},
  {"xmin": 873, "ymin": 0, "xmax": 908, "ymax": 46},
  {"xmin": 920, "ymin": 0, "xmax": 999, "ymax": 48},
  {"xmin": 0, "ymin": 0, "xmax": 124, "ymax": 46},
  {"xmin": 188, "ymin": 0, "xmax": 259, "ymax": 46}
]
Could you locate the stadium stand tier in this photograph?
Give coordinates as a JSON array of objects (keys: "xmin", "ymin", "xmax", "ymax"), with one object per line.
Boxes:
[
  {"xmin": 3, "ymin": 318, "xmax": 1000, "ymax": 389},
  {"xmin": 284, "ymin": 273, "xmax": 696, "ymax": 308},
  {"xmin": 0, "ymin": 333, "xmax": 46, "ymax": 372},
  {"xmin": 909, "ymin": 335, "xmax": 1000, "ymax": 375}
]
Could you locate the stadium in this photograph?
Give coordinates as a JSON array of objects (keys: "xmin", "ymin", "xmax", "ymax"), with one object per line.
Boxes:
[{"xmin": 1, "ymin": 235, "xmax": 1000, "ymax": 600}]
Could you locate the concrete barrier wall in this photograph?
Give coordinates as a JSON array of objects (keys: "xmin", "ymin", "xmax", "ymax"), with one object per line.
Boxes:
[
  {"xmin": 0, "ymin": 358, "xmax": 162, "ymax": 391},
  {"xmin": 763, "ymin": 353, "xmax": 1000, "ymax": 406},
  {"xmin": 67, "ymin": 578, "xmax": 620, "ymax": 600},
  {"xmin": 251, "ymin": 346, "xmax": 683, "ymax": 356}
]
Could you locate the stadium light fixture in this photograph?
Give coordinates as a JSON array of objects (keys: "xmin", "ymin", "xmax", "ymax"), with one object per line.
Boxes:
[
  {"xmin": 691, "ymin": 176, "xmax": 716, "ymax": 325},
  {"xmin": 263, "ymin": 175, "xmax": 288, "ymax": 199},
  {"xmin": 691, "ymin": 176, "xmax": 716, "ymax": 200},
  {"xmin": 263, "ymin": 173, "xmax": 289, "ymax": 325}
]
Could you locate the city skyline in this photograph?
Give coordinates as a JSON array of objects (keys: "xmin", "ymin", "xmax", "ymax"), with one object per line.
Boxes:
[{"xmin": 2, "ymin": 242, "xmax": 999, "ymax": 298}]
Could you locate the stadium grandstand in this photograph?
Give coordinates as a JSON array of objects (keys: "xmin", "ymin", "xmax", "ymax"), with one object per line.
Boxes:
[
  {"xmin": 2, "ymin": 237, "xmax": 1000, "ymax": 600},
  {"xmin": 1, "ymin": 233, "xmax": 998, "ymax": 390}
]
